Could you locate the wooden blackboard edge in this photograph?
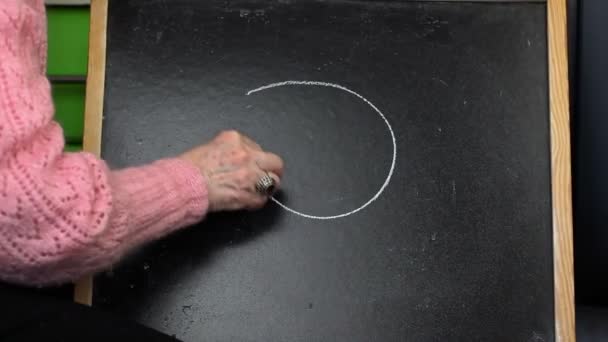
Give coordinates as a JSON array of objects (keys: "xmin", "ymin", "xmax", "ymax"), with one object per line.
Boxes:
[
  {"xmin": 548, "ymin": 0, "xmax": 575, "ymax": 341},
  {"xmin": 74, "ymin": 0, "xmax": 108, "ymax": 306}
]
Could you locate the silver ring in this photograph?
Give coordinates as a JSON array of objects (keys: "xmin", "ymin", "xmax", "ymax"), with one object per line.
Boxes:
[{"xmin": 255, "ymin": 173, "xmax": 275, "ymax": 195}]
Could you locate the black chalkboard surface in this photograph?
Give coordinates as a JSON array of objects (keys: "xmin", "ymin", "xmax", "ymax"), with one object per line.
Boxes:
[{"xmin": 95, "ymin": 1, "xmax": 554, "ymax": 341}]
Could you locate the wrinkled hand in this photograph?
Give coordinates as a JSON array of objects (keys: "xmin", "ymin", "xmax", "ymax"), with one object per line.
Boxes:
[{"xmin": 180, "ymin": 130, "xmax": 284, "ymax": 212}]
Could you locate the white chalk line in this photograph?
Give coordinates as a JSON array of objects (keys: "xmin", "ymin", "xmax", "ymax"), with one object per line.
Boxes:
[{"xmin": 246, "ymin": 81, "xmax": 397, "ymax": 220}]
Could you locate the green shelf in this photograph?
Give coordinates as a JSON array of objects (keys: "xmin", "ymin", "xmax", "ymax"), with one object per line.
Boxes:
[
  {"xmin": 47, "ymin": 7, "xmax": 90, "ymax": 76},
  {"xmin": 47, "ymin": 5, "xmax": 90, "ymax": 144},
  {"xmin": 52, "ymin": 83, "xmax": 86, "ymax": 144},
  {"xmin": 64, "ymin": 144, "xmax": 83, "ymax": 152}
]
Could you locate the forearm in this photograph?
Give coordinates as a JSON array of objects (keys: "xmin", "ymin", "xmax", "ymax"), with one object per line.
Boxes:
[{"xmin": 0, "ymin": 124, "xmax": 208, "ymax": 285}]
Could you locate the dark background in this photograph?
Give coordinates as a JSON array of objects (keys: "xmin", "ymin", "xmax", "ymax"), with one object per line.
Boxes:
[
  {"xmin": 573, "ymin": 0, "xmax": 608, "ymax": 306},
  {"xmin": 95, "ymin": 1, "xmax": 554, "ymax": 341}
]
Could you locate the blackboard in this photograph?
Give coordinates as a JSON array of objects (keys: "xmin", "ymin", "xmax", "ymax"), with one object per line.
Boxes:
[{"xmin": 94, "ymin": 1, "xmax": 556, "ymax": 341}]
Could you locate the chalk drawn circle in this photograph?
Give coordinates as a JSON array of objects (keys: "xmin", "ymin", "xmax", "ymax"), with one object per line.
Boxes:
[{"xmin": 246, "ymin": 81, "xmax": 397, "ymax": 220}]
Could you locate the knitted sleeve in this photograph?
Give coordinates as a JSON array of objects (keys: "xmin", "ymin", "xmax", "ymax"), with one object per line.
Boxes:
[{"xmin": 0, "ymin": 0, "xmax": 208, "ymax": 286}]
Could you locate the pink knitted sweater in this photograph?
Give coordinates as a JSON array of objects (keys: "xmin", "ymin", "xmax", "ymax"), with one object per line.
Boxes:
[{"xmin": 0, "ymin": 0, "xmax": 208, "ymax": 286}]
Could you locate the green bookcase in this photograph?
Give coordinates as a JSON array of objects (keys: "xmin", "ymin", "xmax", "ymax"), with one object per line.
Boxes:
[
  {"xmin": 47, "ymin": 7, "xmax": 90, "ymax": 76},
  {"xmin": 52, "ymin": 83, "xmax": 86, "ymax": 144},
  {"xmin": 47, "ymin": 6, "xmax": 90, "ymax": 151}
]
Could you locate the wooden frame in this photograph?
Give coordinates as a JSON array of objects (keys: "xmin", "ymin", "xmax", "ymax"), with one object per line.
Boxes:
[
  {"xmin": 78, "ymin": 0, "xmax": 574, "ymax": 340},
  {"xmin": 74, "ymin": 0, "xmax": 108, "ymax": 306},
  {"xmin": 548, "ymin": 0, "xmax": 575, "ymax": 340}
]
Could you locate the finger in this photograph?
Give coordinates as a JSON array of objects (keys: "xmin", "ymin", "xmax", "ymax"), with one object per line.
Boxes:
[
  {"xmin": 254, "ymin": 151, "xmax": 284, "ymax": 177},
  {"xmin": 217, "ymin": 129, "xmax": 241, "ymax": 141},
  {"xmin": 266, "ymin": 171, "xmax": 281, "ymax": 193},
  {"xmin": 243, "ymin": 191, "xmax": 268, "ymax": 210},
  {"xmin": 240, "ymin": 134, "xmax": 262, "ymax": 151}
]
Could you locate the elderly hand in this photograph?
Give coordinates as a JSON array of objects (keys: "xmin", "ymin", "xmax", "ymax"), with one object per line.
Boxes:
[{"xmin": 180, "ymin": 130, "xmax": 284, "ymax": 212}]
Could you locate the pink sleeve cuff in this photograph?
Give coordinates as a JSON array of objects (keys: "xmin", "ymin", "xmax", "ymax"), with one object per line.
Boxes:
[{"xmin": 109, "ymin": 158, "xmax": 209, "ymax": 246}]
